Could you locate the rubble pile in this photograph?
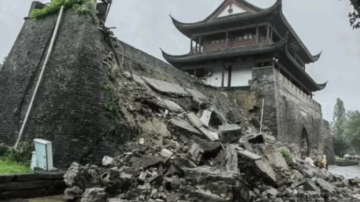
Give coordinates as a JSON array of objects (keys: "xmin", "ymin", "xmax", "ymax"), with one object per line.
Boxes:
[
  {"xmin": 62, "ymin": 54, "xmax": 360, "ymax": 202},
  {"xmin": 62, "ymin": 132, "xmax": 360, "ymax": 202}
]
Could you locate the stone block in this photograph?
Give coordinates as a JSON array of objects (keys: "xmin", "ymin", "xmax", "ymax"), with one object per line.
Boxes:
[
  {"xmin": 0, "ymin": 180, "xmax": 53, "ymax": 192},
  {"xmin": 303, "ymin": 180, "xmax": 320, "ymax": 192},
  {"xmin": 0, "ymin": 188, "xmax": 46, "ymax": 200},
  {"xmin": 218, "ymin": 124, "xmax": 242, "ymax": 143},
  {"xmin": 235, "ymin": 146, "xmax": 262, "ymax": 160},
  {"xmin": 16, "ymin": 174, "xmax": 40, "ymax": 182},
  {"xmin": 0, "ymin": 175, "xmax": 16, "ymax": 184},
  {"xmin": 188, "ymin": 143, "xmax": 204, "ymax": 164},
  {"xmin": 200, "ymin": 110, "xmax": 212, "ymax": 126},
  {"xmin": 162, "ymin": 99, "xmax": 184, "ymax": 113},
  {"xmin": 316, "ymin": 178, "xmax": 334, "ymax": 193},
  {"xmin": 130, "ymin": 155, "xmax": 163, "ymax": 170},
  {"xmin": 169, "ymin": 117, "xmax": 201, "ymax": 136},
  {"xmin": 143, "ymin": 77, "xmax": 189, "ymax": 96},
  {"xmin": 260, "ymin": 144, "xmax": 289, "ymax": 170},
  {"xmin": 223, "ymin": 145, "xmax": 239, "ymax": 172}
]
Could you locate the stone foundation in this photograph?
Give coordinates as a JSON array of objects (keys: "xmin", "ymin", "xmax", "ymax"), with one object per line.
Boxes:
[{"xmin": 0, "ymin": 172, "xmax": 65, "ymax": 200}]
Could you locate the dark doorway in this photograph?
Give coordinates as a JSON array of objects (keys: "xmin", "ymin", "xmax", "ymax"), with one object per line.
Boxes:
[{"xmin": 300, "ymin": 128, "xmax": 310, "ymax": 158}]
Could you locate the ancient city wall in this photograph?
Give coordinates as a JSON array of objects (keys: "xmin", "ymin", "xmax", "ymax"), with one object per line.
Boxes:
[
  {"xmin": 0, "ymin": 2, "xmax": 335, "ymax": 168},
  {"xmin": 0, "ymin": 8, "xmax": 118, "ymax": 168},
  {"xmin": 251, "ymin": 66, "xmax": 333, "ymax": 157}
]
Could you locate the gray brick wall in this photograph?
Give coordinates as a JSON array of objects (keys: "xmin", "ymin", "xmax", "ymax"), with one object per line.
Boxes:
[
  {"xmin": 251, "ymin": 66, "xmax": 334, "ymax": 158},
  {"xmin": 0, "ymin": 10, "xmax": 122, "ymax": 168}
]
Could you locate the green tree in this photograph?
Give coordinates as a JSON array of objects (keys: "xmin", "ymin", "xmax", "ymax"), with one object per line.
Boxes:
[
  {"xmin": 347, "ymin": 0, "xmax": 360, "ymax": 29},
  {"xmin": 332, "ymin": 98, "xmax": 348, "ymax": 157},
  {"xmin": 344, "ymin": 110, "xmax": 360, "ymax": 152}
]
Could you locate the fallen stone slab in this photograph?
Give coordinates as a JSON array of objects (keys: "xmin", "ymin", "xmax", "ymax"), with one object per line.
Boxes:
[
  {"xmin": 260, "ymin": 145, "xmax": 289, "ymax": 170},
  {"xmin": 218, "ymin": 124, "xmax": 242, "ymax": 143},
  {"xmin": 80, "ymin": 187, "xmax": 107, "ymax": 202},
  {"xmin": 303, "ymin": 180, "xmax": 320, "ymax": 192},
  {"xmin": 182, "ymin": 166, "xmax": 241, "ymax": 201},
  {"xmin": 186, "ymin": 112, "xmax": 204, "ymax": 128},
  {"xmin": 316, "ymin": 178, "xmax": 334, "ymax": 193},
  {"xmin": 64, "ymin": 186, "xmax": 83, "ymax": 201},
  {"xmin": 182, "ymin": 166, "xmax": 241, "ymax": 183},
  {"xmin": 161, "ymin": 98, "xmax": 184, "ymax": 113},
  {"xmin": 130, "ymin": 155, "xmax": 163, "ymax": 170},
  {"xmin": 223, "ymin": 145, "xmax": 239, "ymax": 172},
  {"xmin": 235, "ymin": 146, "xmax": 262, "ymax": 161},
  {"xmin": 265, "ymin": 187, "xmax": 279, "ymax": 196},
  {"xmin": 185, "ymin": 88, "xmax": 209, "ymax": 104},
  {"xmin": 142, "ymin": 77, "xmax": 189, "ymax": 96},
  {"xmin": 64, "ymin": 163, "xmax": 101, "ymax": 189},
  {"xmin": 200, "ymin": 110, "xmax": 212, "ymax": 126},
  {"xmin": 186, "ymin": 112, "xmax": 219, "ymax": 141},
  {"xmin": 188, "ymin": 143, "xmax": 204, "ymax": 164},
  {"xmin": 252, "ymin": 147, "xmax": 277, "ymax": 183},
  {"xmin": 169, "ymin": 117, "xmax": 201, "ymax": 136}
]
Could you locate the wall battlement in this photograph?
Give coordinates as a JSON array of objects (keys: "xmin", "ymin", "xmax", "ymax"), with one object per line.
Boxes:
[{"xmin": 274, "ymin": 68, "xmax": 322, "ymax": 118}]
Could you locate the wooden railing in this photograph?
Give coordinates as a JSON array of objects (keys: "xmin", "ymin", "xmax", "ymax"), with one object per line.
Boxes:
[{"xmin": 192, "ymin": 37, "xmax": 272, "ymax": 53}]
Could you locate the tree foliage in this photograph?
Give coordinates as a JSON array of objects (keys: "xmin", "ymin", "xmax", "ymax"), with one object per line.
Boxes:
[
  {"xmin": 332, "ymin": 98, "xmax": 348, "ymax": 157},
  {"xmin": 344, "ymin": 110, "xmax": 360, "ymax": 152},
  {"xmin": 345, "ymin": 0, "xmax": 360, "ymax": 29}
]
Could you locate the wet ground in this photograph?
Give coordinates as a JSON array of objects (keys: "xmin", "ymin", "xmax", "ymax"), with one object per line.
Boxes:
[
  {"xmin": 329, "ymin": 165, "xmax": 360, "ymax": 179},
  {"xmin": 28, "ymin": 195, "xmax": 64, "ymax": 202},
  {"xmin": 20, "ymin": 165, "xmax": 360, "ymax": 202}
]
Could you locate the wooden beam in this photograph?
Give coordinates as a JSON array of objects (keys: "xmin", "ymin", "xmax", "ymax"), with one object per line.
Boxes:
[
  {"xmin": 226, "ymin": 31, "xmax": 229, "ymax": 48},
  {"xmin": 270, "ymin": 25, "xmax": 281, "ymax": 38},
  {"xmin": 192, "ymin": 22, "xmax": 267, "ymax": 37},
  {"xmin": 190, "ymin": 36, "xmax": 193, "ymax": 53},
  {"xmin": 199, "ymin": 36, "xmax": 202, "ymax": 52},
  {"xmin": 228, "ymin": 65, "xmax": 232, "ymax": 87},
  {"xmin": 256, "ymin": 25, "xmax": 259, "ymax": 44},
  {"xmin": 266, "ymin": 23, "xmax": 270, "ymax": 40},
  {"xmin": 221, "ymin": 65, "xmax": 225, "ymax": 87}
]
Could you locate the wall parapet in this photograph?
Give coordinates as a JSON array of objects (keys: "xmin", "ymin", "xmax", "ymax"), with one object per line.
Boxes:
[
  {"xmin": 115, "ymin": 39, "xmax": 195, "ymax": 83},
  {"xmin": 0, "ymin": 172, "xmax": 65, "ymax": 200},
  {"xmin": 274, "ymin": 68, "xmax": 322, "ymax": 114}
]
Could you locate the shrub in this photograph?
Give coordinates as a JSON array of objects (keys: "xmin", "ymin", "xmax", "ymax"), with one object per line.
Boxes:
[
  {"xmin": 281, "ymin": 147, "xmax": 294, "ymax": 165},
  {"xmin": 0, "ymin": 142, "xmax": 32, "ymax": 166},
  {"xmin": 31, "ymin": 0, "xmax": 98, "ymax": 23}
]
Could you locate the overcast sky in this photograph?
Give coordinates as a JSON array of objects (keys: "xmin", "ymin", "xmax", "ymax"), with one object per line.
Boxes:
[{"xmin": 0, "ymin": 0, "xmax": 359, "ymax": 121}]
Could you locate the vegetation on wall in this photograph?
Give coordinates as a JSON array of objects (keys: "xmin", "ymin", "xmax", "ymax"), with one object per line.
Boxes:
[
  {"xmin": 103, "ymin": 83, "xmax": 121, "ymax": 120},
  {"xmin": 31, "ymin": 0, "xmax": 98, "ymax": 24}
]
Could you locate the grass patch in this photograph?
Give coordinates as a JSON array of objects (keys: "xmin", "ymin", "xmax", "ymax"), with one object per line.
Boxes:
[
  {"xmin": 0, "ymin": 142, "xmax": 32, "ymax": 174},
  {"xmin": 0, "ymin": 159, "xmax": 32, "ymax": 174},
  {"xmin": 31, "ymin": 0, "xmax": 98, "ymax": 24},
  {"xmin": 281, "ymin": 147, "xmax": 294, "ymax": 165},
  {"xmin": 336, "ymin": 156, "xmax": 344, "ymax": 161}
]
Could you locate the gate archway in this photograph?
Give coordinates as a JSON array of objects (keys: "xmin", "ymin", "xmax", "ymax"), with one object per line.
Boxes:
[{"xmin": 300, "ymin": 128, "xmax": 310, "ymax": 158}]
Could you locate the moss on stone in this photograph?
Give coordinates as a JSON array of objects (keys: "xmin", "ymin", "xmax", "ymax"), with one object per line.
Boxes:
[{"xmin": 31, "ymin": 0, "xmax": 98, "ymax": 24}]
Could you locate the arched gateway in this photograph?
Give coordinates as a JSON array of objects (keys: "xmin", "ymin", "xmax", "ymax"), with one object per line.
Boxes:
[{"xmin": 300, "ymin": 128, "xmax": 310, "ymax": 158}]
